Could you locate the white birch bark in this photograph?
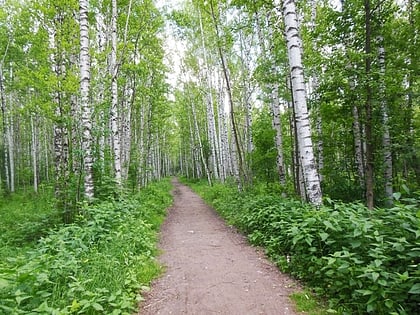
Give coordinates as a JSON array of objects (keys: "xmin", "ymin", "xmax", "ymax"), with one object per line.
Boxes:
[
  {"xmin": 217, "ymin": 74, "xmax": 228, "ymax": 181},
  {"xmin": 7, "ymin": 112, "xmax": 14, "ymax": 193},
  {"xmin": 271, "ymin": 86, "xmax": 286, "ymax": 185},
  {"xmin": 280, "ymin": 0, "xmax": 322, "ymax": 205},
  {"xmin": 190, "ymin": 93, "xmax": 212, "ymax": 185},
  {"xmin": 110, "ymin": 0, "xmax": 122, "ymax": 186},
  {"xmin": 121, "ymin": 83, "xmax": 132, "ymax": 181},
  {"xmin": 79, "ymin": 0, "xmax": 94, "ymax": 199},
  {"xmin": 0, "ymin": 39, "xmax": 11, "ymax": 192},
  {"xmin": 210, "ymin": 1, "xmax": 244, "ymax": 188},
  {"xmin": 265, "ymin": 13, "xmax": 287, "ymax": 186},
  {"xmin": 0, "ymin": 64, "xmax": 10, "ymax": 192},
  {"xmin": 31, "ymin": 115, "xmax": 38, "ymax": 193},
  {"xmin": 198, "ymin": 9, "xmax": 219, "ymax": 180},
  {"xmin": 378, "ymin": 35, "xmax": 393, "ymax": 206}
]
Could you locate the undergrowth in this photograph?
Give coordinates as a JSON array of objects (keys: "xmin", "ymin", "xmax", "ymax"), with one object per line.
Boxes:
[
  {"xmin": 188, "ymin": 179, "xmax": 420, "ymax": 314},
  {"xmin": 0, "ymin": 186, "xmax": 59, "ymax": 258},
  {"xmin": 0, "ymin": 179, "xmax": 172, "ymax": 314}
]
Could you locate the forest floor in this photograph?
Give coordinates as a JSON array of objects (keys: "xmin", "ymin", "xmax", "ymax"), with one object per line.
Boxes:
[{"xmin": 138, "ymin": 178, "xmax": 300, "ymax": 315}]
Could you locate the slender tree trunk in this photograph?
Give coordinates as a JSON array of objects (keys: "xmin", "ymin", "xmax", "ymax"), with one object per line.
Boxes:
[
  {"xmin": 350, "ymin": 74, "xmax": 366, "ymax": 191},
  {"xmin": 217, "ymin": 77, "xmax": 228, "ymax": 182},
  {"xmin": 0, "ymin": 65, "xmax": 10, "ymax": 192},
  {"xmin": 110, "ymin": 0, "xmax": 122, "ymax": 186},
  {"xmin": 377, "ymin": 34, "xmax": 393, "ymax": 206},
  {"xmin": 7, "ymin": 114, "xmax": 14, "ymax": 192},
  {"xmin": 190, "ymin": 92, "xmax": 212, "ymax": 186},
  {"xmin": 79, "ymin": 0, "xmax": 94, "ymax": 200},
  {"xmin": 198, "ymin": 9, "xmax": 219, "ymax": 180},
  {"xmin": 210, "ymin": 0, "xmax": 245, "ymax": 189},
  {"xmin": 364, "ymin": 0, "xmax": 374, "ymax": 209},
  {"xmin": 31, "ymin": 115, "xmax": 38, "ymax": 193},
  {"xmin": 271, "ymin": 85, "xmax": 286, "ymax": 185},
  {"xmin": 281, "ymin": 0, "xmax": 322, "ymax": 205}
]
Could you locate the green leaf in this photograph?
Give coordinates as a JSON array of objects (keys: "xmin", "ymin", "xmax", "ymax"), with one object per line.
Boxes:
[
  {"xmin": 371, "ymin": 272, "xmax": 380, "ymax": 282},
  {"xmin": 385, "ymin": 299, "xmax": 393, "ymax": 309},
  {"xmin": 323, "ymin": 220, "xmax": 335, "ymax": 230},
  {"xmin": 0, "ymin": 278, "xmax": 9, "ymax": 289},
  {"xmin": 408, "ymin": 283, "xmax": 420, "ymax": 294},
  {"xmin": 92, "ymin": 302, "xmax": 104, "ymax": 311},
  {"xmin": 319, "ymin": 232, "xmax": 329, "ymax": 241},
  {"xmin": 350, "ymin": 240, "xmax": 361, "ymax": 248},
  {"xmin": 393, "ymin": 192, "xmax": 401, "ymax": 200},
  {"xmin": 356, "ymin": 289, "xmax": 373, "ymax": 296},
  {"xmin": 402, "ymin": 184, "xmax": 410, "ymax": 194}
]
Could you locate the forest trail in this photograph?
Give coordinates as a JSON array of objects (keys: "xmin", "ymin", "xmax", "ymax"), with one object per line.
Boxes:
[{"xmin": 139, "ymin": 178, "xmax": 298, "ymax": 315}]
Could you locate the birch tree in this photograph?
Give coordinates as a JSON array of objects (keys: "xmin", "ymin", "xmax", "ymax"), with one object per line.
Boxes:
[
  {"xmin": 110, "ymin": 0, "xmax": 122, "ymax": 186},
  {"xmin": 377, "ymin": 33, "xmax": 392, "ymax": 206},
  {"xmin": 364, "ymin": 0, "xmax": 374, "ymax": 209},
  {"xmin": 277, "ymin": 0, "xmax": 322, "ymax": 205},
  {"xmin": 79, "ymin": 0, "xmax": 94, "ymax": 199}
]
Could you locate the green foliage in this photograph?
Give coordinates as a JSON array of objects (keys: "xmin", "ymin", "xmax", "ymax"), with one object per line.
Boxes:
[
  {"xmin": 250, "ymin": 109, "xmax": 278, "ymax": 182},
  {"xmin": 290, "ymin": 290, "xmax": 330, "ymax": 315},
  {"xmin": 0, "ymin": 180, "xmax": 172, "ymax": 314},
  {"xmin": 190, "ymin": 181, "xmax": 420, "ymax": 314},
  {"xmin": 0, "ymin": 187, "xmax": 58, "ymax": 257}
]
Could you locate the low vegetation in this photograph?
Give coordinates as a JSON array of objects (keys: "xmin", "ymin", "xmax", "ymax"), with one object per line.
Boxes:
[
  {"xmin": 0, "ymin": 180, "xmax": 172, "ymax": 314},
  {"xmin": 189, "ymin": 179, "xmax": 420, "ymax": 314}
]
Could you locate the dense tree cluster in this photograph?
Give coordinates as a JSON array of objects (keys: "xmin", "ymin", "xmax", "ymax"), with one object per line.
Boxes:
[
  {"xmin": 170, "ymin": 0, "xmax": 419, "ymax": 208},
  {"xmin": 0, "ymin": 0, "xmax": 419, "ymax": 217},
  {"xmin": 0, "ymin": 0, "xmax": 172, "ymax": 221}
]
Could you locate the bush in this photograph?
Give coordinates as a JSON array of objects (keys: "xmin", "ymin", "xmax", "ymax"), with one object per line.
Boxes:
[
  {"xmin": 190, "ymin": 181, "xmax": 420, "ymax": 314},
  {"xmin": 0, "ymin": 180, "xmax": 172, "ymax": 314}
]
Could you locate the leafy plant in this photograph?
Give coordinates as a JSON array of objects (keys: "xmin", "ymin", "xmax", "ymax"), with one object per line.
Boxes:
[{"xmin": 0, "ymin": 179, "xmax": 172, "ymax": 314}]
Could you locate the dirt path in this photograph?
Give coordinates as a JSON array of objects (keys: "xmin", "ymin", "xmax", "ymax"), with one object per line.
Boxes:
[{"xmin": 139, "ymin": 179, "xmax": 298, "ymax": 315}]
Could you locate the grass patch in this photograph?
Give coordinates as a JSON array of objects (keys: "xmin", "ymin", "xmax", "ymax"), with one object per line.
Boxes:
[{"xmin": 290, "ymin": 291, "xmax": 331, "ymax": 315}]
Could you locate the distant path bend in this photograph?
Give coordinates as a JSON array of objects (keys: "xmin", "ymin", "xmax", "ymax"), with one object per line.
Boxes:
[{"xmin": 139, "ymin": 178, "xmax": 298, "ymax": 315}]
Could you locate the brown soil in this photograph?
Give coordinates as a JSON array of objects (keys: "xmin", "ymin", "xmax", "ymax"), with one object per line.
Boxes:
[{"xmin": 139, "ymin": 178, "xmax": 299, "ymax": 315}]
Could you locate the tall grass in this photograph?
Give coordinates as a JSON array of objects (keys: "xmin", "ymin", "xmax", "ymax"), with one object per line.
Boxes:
[{"xmin": 0, "ymin": 186, "xmax": 58, "ymax": 257}]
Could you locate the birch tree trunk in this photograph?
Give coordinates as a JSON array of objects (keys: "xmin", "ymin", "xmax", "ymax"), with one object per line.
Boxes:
[
  {"xmin": 198, "ymin": 9, "xmax": 219, "ymax": 180},
  {"xmin": 190, "ymin": 92, "xmax": 212, "ymax": 186},
  {"xmin": 271, "ymin": 86, "xmax": 286, "ymax": 185},
  {"xmin": 210, "ymin": 0, "xmax": 245, "ymax": 188},
  {"xmin": 378, "ymin": 35, "xmax": 393, "ymax": 207},
  {"xmin": 364, "ymin": 0, "xmax": 374, "ymax": 209},
  {"xmin": 79, "ymin": 0, "xmax": 94, "ymax": 199},
  {"xmin": 0, "ymin": 65, "xmax": 10, "ymax": 192},
  {"xmin": 217, "ymin": 77, "xmax": 229, "ymax": 182},
  {"xmin": 110, "ymin": 0, "xmax": 122, "ymax": 186},
  {"xmin": 7, "ymin": 110, "xmax": 14, "ymax": 193},
  {"xmin": 280, "ymin": 0, "xmax": 322, "ymax": 205},
  {"xmin": 31, "ymin": 115, "xmax": 38, "ymax": 193}
]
